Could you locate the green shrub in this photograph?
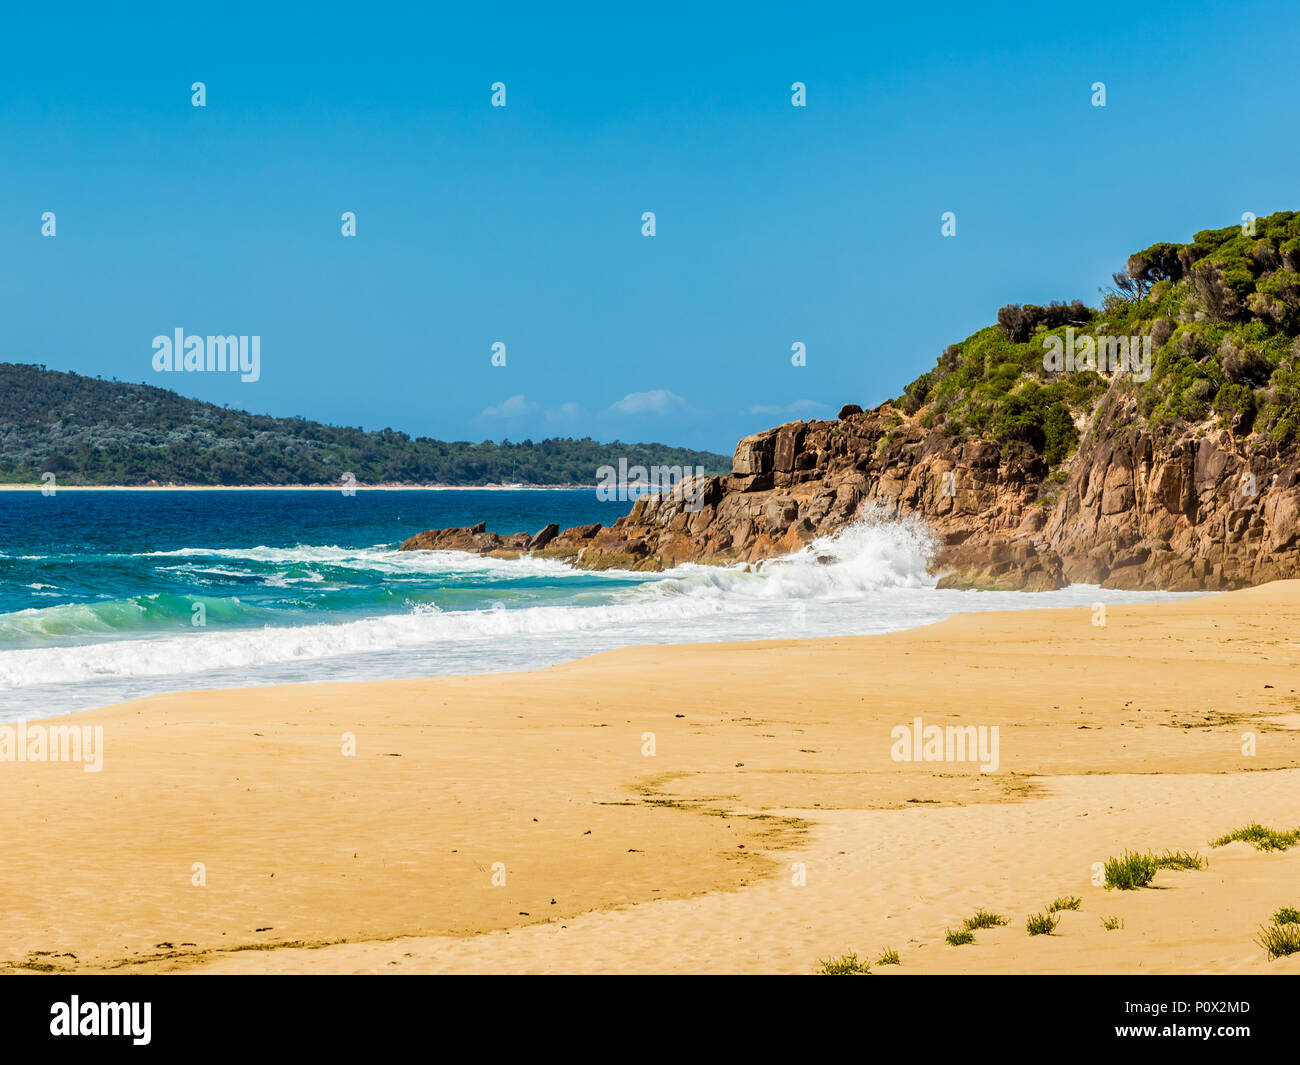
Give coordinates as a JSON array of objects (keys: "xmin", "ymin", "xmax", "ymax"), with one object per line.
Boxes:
[
  {"xmin": 1026, "ymin": 912, "xmax": 1059, "ymax": 936},
  {"xmin": 1104, "ymin": 851, "xmax": 1159, "ymax": 890}
]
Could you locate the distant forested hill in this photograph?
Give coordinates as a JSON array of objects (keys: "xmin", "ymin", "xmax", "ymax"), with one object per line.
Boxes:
[{"xmin": 0, "ymin": 364, "xmax": 731, "ymax": 485}]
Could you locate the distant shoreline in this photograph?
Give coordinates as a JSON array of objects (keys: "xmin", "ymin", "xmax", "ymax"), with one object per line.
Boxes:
[{"xmin": 0, "ymin": 483, "xmax": 597, "ymax": 492}]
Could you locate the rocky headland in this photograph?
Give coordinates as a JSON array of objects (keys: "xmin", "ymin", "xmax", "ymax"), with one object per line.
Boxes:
[{"xmin": 403, "ymin": 212, "xmax": 1300, "ymax": 591}]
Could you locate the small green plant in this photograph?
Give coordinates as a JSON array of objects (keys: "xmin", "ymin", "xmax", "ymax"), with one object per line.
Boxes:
[
  {"xmin": 963, "ymin": 910, "xmax": 1008, "ymax": 931},
  {"xmin": 945, "ymin": 928, "xmax": 975, "ymax": 946},
  {"xmin": 1271, "ymin": 906, "xmax": 1300, "ymax": 925},
  {"xmin": 1256, "ymin": 921, "xmax": 1300, "ymax": 960},
  {"xmin": 818, "ymin": 952, "xmax": 870, "ymax": 975},
  {"xmin": 1047, "ymin": 896, "xmax": 1082, "ymax": 912},
  {"xmin": 1026, "ymin": 912, "xmax": 1059, "ymax": 936},
  {"xmin": 875, "ymin": 947, "xmax": 901, "ymax": 966},
  {"xmin": 1104, "ymin": 851, "xmax": 1159, "ymax": 890},
  {"xmin": 1211, "ymin": 823, "xmax": 1300, "ymax": 851},
  {"xmin": 1101, "ymin": 916, "xmax": 1124, "ymax": 931},
  {"xmin": 1153, "ymin": 850, "xmax": 1206, "ymax": 871}
]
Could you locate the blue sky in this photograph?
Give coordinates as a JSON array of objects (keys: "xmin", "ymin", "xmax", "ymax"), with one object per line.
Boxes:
[{"xmin": 2, "ymin": 1, "xmax": 1298, "ymax": 454}]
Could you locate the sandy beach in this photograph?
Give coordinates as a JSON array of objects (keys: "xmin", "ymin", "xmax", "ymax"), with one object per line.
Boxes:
[{"xmin": 4, "ymin": 582, "xmax": 1299, "ymax": 975}]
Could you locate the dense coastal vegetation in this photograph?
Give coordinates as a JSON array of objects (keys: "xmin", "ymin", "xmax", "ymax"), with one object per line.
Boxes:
[
  {"xmin": 0, "ymin": 364, "xmax": 730, "ymax": 486},
  {"xmin": 896, "ymin": 209, "xmax": 1300, "ymax": 468}
]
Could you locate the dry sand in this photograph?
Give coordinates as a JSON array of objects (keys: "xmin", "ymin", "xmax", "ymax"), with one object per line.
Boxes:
[{"xmin": 3, "ymin": 582, "xmax": 1299, "ymax": 975}]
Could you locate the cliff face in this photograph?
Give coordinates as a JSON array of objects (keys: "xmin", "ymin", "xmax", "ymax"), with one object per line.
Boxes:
[
  {"xmin": 1043, "ymin": 388, "xmax": 1300, "ymax": 589},
  {"xmin": 400, "ymin": 396, "xmax": 1300, "ymax": 592}
]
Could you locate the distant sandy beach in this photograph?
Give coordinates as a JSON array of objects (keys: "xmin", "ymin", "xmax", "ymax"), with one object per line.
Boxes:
[{"xmin": 3, "ymin": 583, "xmax": 1299, "ymax": 975}]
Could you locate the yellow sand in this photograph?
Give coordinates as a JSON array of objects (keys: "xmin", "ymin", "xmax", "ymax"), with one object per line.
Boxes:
[{"xmin": 3, "ymin": 582, "xmax": 1299, "ymax": 974}]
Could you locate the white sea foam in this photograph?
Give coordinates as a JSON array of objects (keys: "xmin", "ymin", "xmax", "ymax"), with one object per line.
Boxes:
[
  {"xmin": 0, "ymin": 518, "xmax": 1198, "ymax": 718},
  {"xmin": 141, "ymin": 542, "xmax": 589, "ymax": 578}
]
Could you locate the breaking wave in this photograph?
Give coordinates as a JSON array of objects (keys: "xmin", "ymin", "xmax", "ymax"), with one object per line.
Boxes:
[{"xmin": 0, "ymin": 518, "xmax": 936, "ymax": 690}]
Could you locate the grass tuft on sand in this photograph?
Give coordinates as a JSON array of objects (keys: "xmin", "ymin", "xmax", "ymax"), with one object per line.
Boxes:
[
  {"xmin": 1257, "ymin": 920, "xmax": 1300, "ymax": 960},
  {"xmin": 963, "ymin": 910, "xmax": 1008, "ymax": 931},
  {"xmin": 1026, "ymin": 912, "xmax": 1059, "ymax": 936},
  {"xmin": 1212, "ymin": 823, "xmax": 1300, "ymax": 852},
  {"xmin": 1153, "ymin": 850, "xmax": 1206, "ymax": 871},
  {"xmin": 818, "ymin": 952, "xmax": 870, "ymax": 975},
  {"xmin": 1104, "ymin": 851, "xmax": 1159, "ymax": 890}
]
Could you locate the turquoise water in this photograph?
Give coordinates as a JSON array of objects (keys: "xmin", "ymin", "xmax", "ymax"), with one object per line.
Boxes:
[
  {"xmin": 0, "ymin": 489, "xmax": 633, "ymax": 644},
  {"xmin": 0, "ymin": 489, "xmax": 1195, "ymax": 720}
]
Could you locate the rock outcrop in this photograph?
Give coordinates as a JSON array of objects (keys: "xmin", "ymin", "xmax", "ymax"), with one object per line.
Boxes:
[
  {"xmin": 1041, "ymin": 389, "xmax": 1300, "ymax": 590},
  {"xmin": 400, "ymin": 395, "xmax": 1300, "ymax": 591}
]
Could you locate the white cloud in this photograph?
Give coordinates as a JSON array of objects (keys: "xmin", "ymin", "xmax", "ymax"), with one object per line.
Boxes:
[
  {"xmin": 607, "ymin": 389, "xmax": 688, "ymax": 416},
  {"xmin": 748, "ymin": 399, "xmax": 828, "ymax": 418},
  {"xmin": 480, "ymin": 394, "xmax": 539, "ymax": 418},
  {"xmin": 544, "ymin": 401, "xmax": 584, "ymax": 426}
]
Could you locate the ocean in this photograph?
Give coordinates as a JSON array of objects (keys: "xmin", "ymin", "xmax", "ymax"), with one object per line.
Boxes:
[{"xmin": 0, "ymin": 489, "xmax": 1194, "ymax": 721}]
